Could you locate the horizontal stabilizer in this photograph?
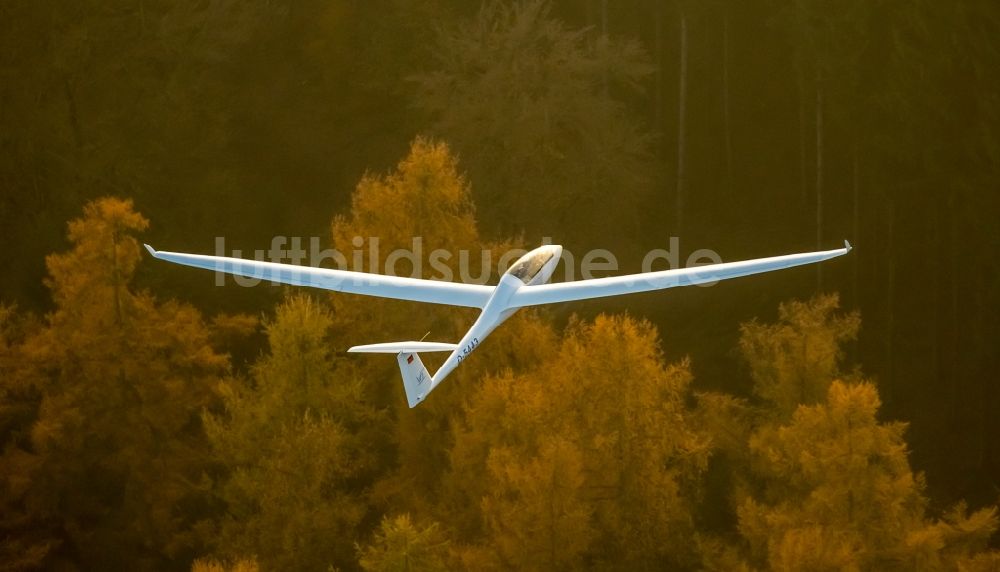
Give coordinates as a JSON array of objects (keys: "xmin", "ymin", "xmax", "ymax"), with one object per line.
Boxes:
[{"xmin": 348, "ymin": 341, "xmax": 458, "ymax": 354}]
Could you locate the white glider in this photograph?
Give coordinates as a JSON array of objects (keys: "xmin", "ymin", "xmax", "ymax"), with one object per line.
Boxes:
[{"xmin": 145, "ymin": 240, "xmax": 852, "ymax": 407}]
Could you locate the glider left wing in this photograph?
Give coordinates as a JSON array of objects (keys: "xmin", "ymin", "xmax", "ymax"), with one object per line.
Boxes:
[{"xmin": 143, "ymin": 245, "xmax": 494, "ymax": 308}]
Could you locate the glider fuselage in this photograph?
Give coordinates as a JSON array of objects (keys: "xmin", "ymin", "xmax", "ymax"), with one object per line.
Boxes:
[{"xmin": 431, "ymin": 245, "xmax": 562, "ymax": 388}]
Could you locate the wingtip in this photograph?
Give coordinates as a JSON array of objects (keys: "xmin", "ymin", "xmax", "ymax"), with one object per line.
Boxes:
[{"xmin": 143, "ymin": 244, "xmax": 157, "ymax": 257}]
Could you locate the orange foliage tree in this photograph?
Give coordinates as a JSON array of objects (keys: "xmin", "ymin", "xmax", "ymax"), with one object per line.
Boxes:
[
  {"xmin": 698, "ymin": 295, "xmax": 1000, "ymax": 571},
  {"xmin": 4, "ymin": 198, "xmax": 230, "ymax": 569},
  {"xmin": 201, "ymin": 294, "xmax": 378, "ymax": 571},
  {"xmin": 449, "ymin": 314, "xmax": 711, "ymax": 570},
  {"xmin": 325, "ymin": 137, "xmax": 556, "ymax": 519}
]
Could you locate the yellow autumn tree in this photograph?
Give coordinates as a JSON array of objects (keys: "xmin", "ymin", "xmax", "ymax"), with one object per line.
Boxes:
[
  {"xmin": 738, "ymin": 380, "xmax": 999, "ymax": 571},
  {"xmin": 482, "ymin": 437, "xmax": 594, "ymax": 571},
  {"xmin": 358, "ymin": 514, "xmax": 450, "ymax": 572},
  {"xmin": 719, "ymin": 294, "xmax": 1000, "ymax": 571},
  {"xmin": 13, "ymin": 198, "xmax": 230, "ymax": 569},
  {"xmin": 0, "ymin": 303, "xmax": 54, "ymax": 570},
  {"xmin": 739, "ymin": 293, "xmax": 860, "ymax": 419},
  {"xmin": 202, "ymin": 294, "xmax": 378, "ymax": 571},
  {"xmin": 191, "ymin": 556, "xmax": 259, "ymax": 572},
  {"xmin": 325, "ymin": 137, "xmax": 556, "ymax": 518},
  {"xmin": 738, "ymin": 381, "xmax": 924, "ymax": 570},
  {"xmin": 449, "ymin": 314, "xmax": 710, "ymax": 569}
]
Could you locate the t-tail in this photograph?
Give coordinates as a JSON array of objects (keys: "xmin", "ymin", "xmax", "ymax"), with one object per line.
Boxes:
[{"xmin": 347, "ymin": 341, "xmax": 457, "ymax": 407}]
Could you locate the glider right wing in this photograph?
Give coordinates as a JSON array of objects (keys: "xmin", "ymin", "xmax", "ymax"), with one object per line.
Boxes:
[{"xmin": 144, "ymin": 245, "xmax": 494, "ymax": 309}]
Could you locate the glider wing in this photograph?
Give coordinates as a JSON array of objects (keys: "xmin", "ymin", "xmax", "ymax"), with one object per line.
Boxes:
[
  {"xmin": 144, "ymin": 245, "xmax": 494, "ymax": 308},
  {"xmin": 510, "ymin": 241, "xmax": 853, "ymax": 307}
]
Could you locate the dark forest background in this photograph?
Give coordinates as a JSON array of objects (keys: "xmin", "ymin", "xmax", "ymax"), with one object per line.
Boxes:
[{"xmin": 1, "ymin": 1, "xmax": 998, "ymax": 570}]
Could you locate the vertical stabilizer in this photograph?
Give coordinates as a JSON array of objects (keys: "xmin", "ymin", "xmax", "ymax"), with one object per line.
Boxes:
[{"xmin": 397, "ymin": 351, "xmax": 433, "ymax": 408}]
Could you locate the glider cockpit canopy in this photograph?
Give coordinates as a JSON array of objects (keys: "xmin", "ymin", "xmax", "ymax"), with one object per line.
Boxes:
[{"xmin": 507, "ymin": 248, "xmax": 557, "ymax": 284}]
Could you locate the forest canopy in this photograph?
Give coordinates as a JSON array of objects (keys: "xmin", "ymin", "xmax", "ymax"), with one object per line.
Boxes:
[
  {"xmin": 1, "ymin": 0, "xmax": 998, "ymax": 570},
  {"xmin": 1, "ymin": 139, "xmax": 997, "ymax": 570}
]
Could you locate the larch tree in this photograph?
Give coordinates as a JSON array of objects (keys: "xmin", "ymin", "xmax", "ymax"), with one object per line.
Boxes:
[
  {"xmin": 738, "ymin": 381, "xmax": 924, "ymax": 570},
  {"xmin": 326, "ymin": 137, "xmax": 554, "ymax": 520},
  {"xmin": 739, "ymin": 293, "xmax": 860, "ymax": 420},
  {"xmin": 717, "ymin": 294, "xmax": 1000, "ymax": 570},
  {"xmin": 0, "ymin": 303, "xmax": 53, "ymax": 570},
  {"xmin": 481, "ymin": 437, "xmax": 594, "ymax": 572},
  {"xmin": 202, "ymin": 294, "xmax": 377, "ymax": 572},
  {"xmin": 357, "ymin": 514, "xmax": 450, "ymax": 572},
  {"xmin": 700, "ymin": 294, "xmax": 861, "ymax": 562},
  {"xmin": 12, "ymin": 198, "xmax": 230, "ymax": 569},
  {"xmin": 737, "ymin": 381, "xmax": 999, "ymax": 571},
  {"xmin": 449, "ymin": 314, "xmax": 710, "ymax": 569},
  {"xmin": 191, "ymin": 556, "xmax": 259, "ymax": 572}
]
